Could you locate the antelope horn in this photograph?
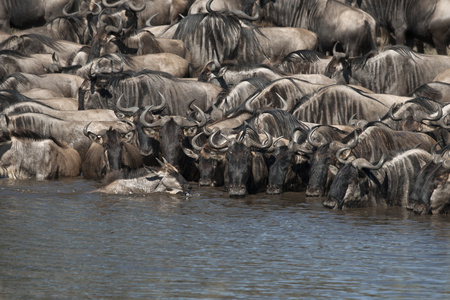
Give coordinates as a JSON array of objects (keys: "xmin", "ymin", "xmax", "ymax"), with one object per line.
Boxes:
[
  {"xmin": 145, "ymin": 13, "xmax": 159, "ymax": 27},
  {"xmin": 189, "ymin": 103, "xmax": 207, "ymax": 127},
  {"xmin": 90, "ymin": 2, "xmax": 102, "ymax": 15},
  {"xmin": 442, "ymin": 159, "xmax": 450, "ymax": 170},
  {"xmin": 62, "ymin": 3, "xmax": 79, "ymax": 16},
  {"xmin": 191, "ymin": 132, "xmax": 204, "ymax": 151},
  {"xmin": 232, "ymin": 0, "xmax": 260, "ymax": 21},
  {"xmin": 116, "ymin": 94, "xmax": 139, "ymax": 113},
  {"xmin": 206, "ymin": 0, "xmax": 215, "ymax": 14},
  {"xmin": 307, "ymin": 126, "xmax": 323, "ymax": 148},
  {"xmin": 352, "ymin": 154, "xmax": 385, "ymax": 170},
  {"xmin": 288, "ymin": 140, "xmax": 313, "ymax": 155},
  {"xmin": 127, "ymin": 0, "xmax": 146, "ymax": 12},
  {"xmin": 208, "ymin": 129, "xmax": 230, "ymax": 149},
  {"xmin": 245, "ymin": 130, "xmax": 272, "ymax": 150},
  {"xmin": 83, "ymin": 121, "xmax": 93, "ymax": 137},
  {"xmin": 102, "ymin": 0, "xmax": 125, "ymax": 8},
  {"xmin": 388, "ymin": 103, "xmax": 406, "ymax": 121},
  {"xmin": 153, "ymin": 92, "xmax": 167, "ymax": 112},
  {"xmin": 139, "ymin": 105, "xmax": 161, "ymax": 128},
  {"xmin": 275, "ymin": 92, "xmax": 288, "ymax": 110},
  {"xmin": 336, "ymin": 147, "xmax": 352, "ymax": 164},
  {"xmin": 329, "ymin": 130, "xmax": 358, "ymax": 152},
  {"xmin": 413, "ymin": 105, "xmax": 443, "ymax": 122},
  {"xmin": 105, "ymin": 18, "xmax": 123, "ymax": 34},
  {"xmin": 438, "ymin": 111, "xmax": 450, "ymax": 129},
  {"xmin": 244, "ymin": 93, "xmax": 259, "ymax": 112}
]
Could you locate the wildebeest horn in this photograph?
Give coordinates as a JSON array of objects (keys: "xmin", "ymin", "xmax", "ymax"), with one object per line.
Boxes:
[
  {"xmin": 116, "ymin": 95, "xmax": 139, "ymax": 113},
  {"xmin": 307, "ymin": 126, "xmax": 323, "ymax": 148},
  {"xmin": 102, "ymin": 0, "xmax": 125, "ymax": 8},
  {"xmin": 208, "ymin": 129, "xmax": 230, "ymax": 149},
  {"xmin": 244, "ymin": 93, "xmax": 260, "ymax": 112},
  {"xmin": 62, "ymin": 3, "xmax": 79, "ymax": 16},
  {"xmin": 336, "ymin": 147, "xmax": 353, "ymax": 164},
  {"xmin": 153, "ymin": 92, "xmax": 168, "ymax": 112},
  {"xmin": 413, "ymin": 105, "xmax": 443, "ymax": 122},
  {"xmin": 90, "ymin": 2, "xmax": 102, "ymax": 15},
  {"xmin": 206, "ymin": 0, "xmax": 216, "ymax": 14},
  {"xmin": 442, "ymin": 159, "xmax": 450, "ymax": 170},
  {"xmin": 232, "ymin": 0, "xmax": 261, "ymax": 21},
  {"xmin": 191, "ymin": 132, "xmax": 204, "ymax": 151},
  {"xmin": 139, "ymin": 105, "xmax": 161, "ymax": 128},
  {"xmin": 288, "ymin": 140, "xmax": 313, "ymax": 155},
  {"xmin": 127, "ymin": 0, "xmax": 146, "ymax": 12},
  {"xmin": 351, "ymin": 154, "xmax": 385, "ymax": 170},
  {"xmin": 145, "ymin": 13, "xmax": 159, "ymax": 27},
  {"xmin": 83, "ymin": 121, "xmax": 93, "ymax": 137},
  {"xmin": 245, "ymin": 130, "xmax": 272, "ymax": 150},
  {"xmin": 189, "ymin": 102, "xmax": 208, "ymax": 127},
  {"xmin": 438, "ymin": 111, "xmax": 450, "ymax": 129},
  {"xmin": 106, "ymin": 18, "xmax": 123, "ymax": 34},
  {"xmin": 275, "ymin": 93, "xmax": 289, "ymax": 110},
  {"xmin": 329, "ymin": 130, "xmax": 358, "ymax": 152},
  {"xmin": 388, "ymin": 103, "xmax": 406, "ymax": 121},
  {"xmin": 332, "ymin": 42, "xmax": 348, "ymax": 59}
]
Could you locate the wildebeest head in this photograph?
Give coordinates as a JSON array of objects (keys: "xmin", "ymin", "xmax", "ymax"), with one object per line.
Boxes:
[
  {"xmin": 306, "ymin": 130, "xmax": 359, "ymax": 197},
  {"xmin": 209, "ymin": 125, "xmax": 271, "ymax": 197},
  {"xmin": 149, "ymin": 158, "xmax": 192, "ymax": 195},
  {"xmin": 182, "ymin": 131, "xmax": 226, "ymax": 187},
  {"xmin": 82, "ymin": 121, "xmax": 143, "ymax": 180},
  {"xmin": 324, "ymin": 155, "xmax": 385, "ymax": 210},
  {"xmin": 411, "ymin": 145, "xmax": 450, "ymax": 215},
  {"xmin": 139, "ymin": 102, "xmax": 207, "ymax": 180}
]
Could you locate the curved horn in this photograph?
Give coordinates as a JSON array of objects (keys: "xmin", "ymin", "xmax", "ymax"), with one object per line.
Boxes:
[
  {"xmin": 275, "ymin": 92, "xmax": 288, "ymax": 110},
  {"xmin": 191, "ymin": 132, "xmax": 204, "ymax": 151},
  {"xmin": 442, "ymin": 159, "xmax": 450, "ymax": 170},
  {"xmin": 245, "ymin": 130, "xmax": 273, "ymax": 150},
  {"xmin": 329, "ymin": 130, "xmax": 358, "ymax": 152},
  {"xmin": 438, "ymin": 111, "xmax": 450, "ymax": 129},
  {"xmin": 352, "ymin": 154, "xmax": 385, "ymax": 170},
  {"xmin": 116, "ymin": 94, "xmax": 139, "ymax": 113},
  {"xmin": 336, "ymin": 147, "xmax": 352, "ymax": 164},
  {"xmin": 388, "ymin": 103, "xmax": 404, "ymax": 121},
  {"xmin": 244, "ymin": 93, "xmax": 259, "ymax": 112},
  {"xmin": 413, "ymin": 105, "xmax": 443, "ymax": 122},
  {"xmin": 145, "ymin": 13, "xmax": 159, "ymax": 27},
  {"xmin": 190, "ymin": 103, "xmax": 207, "ymax": 127},
  {"xmin": 102, "ymin": 0, "xmax": 125, "ymax": 8},
  {"xmin": 105, "ymin": 18, "xmax": 123, "ymax": 34},
  {"xmin": 89, "ymin": 2, "xmax": 102, "ymax": 15},
  {"xmin": 83, "ymin": 121, "xmax": 93, "ymax": 137},
  {"xmin": 288, "ymin": 140, "xmax": 313, "ymax": 155},
  {"xmin": 232, "ymin": 0, "xmax": 260, "ymax": 21},
  {"xmin": 62, "ymin": 3, "xmax": 79, "ymax": 16},
  {"xmin": 208, "ymin": 129, "xmax": 230, "ymax": 149},
  {"xmin": 307, "ymin": 126, "xmax": 323, "ymax": 148},
  {"xmin": 153, "ymin": 92, "xmax": 168, "ymax": 112},
  {"xmin": 206, "ymin": 0, "xmax": 215, "ymax": 14},
  {"xmin": 139, "ymin": 105, "xmax": 162, "ymax": 128},
  {"xmin": 127, "ymin": 0, "xmax": 146, "ymax": 12}
]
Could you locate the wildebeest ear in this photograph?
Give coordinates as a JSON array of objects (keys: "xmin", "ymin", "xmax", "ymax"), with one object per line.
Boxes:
[
  {"xmin": 121, "ymin": 131, "xmax": 134, "ymax": 142},
  {"xmin": 182, "ymin": 147, "xmax": 199, "ymax": 160},
  {"xmin": 87, "ymin": 132, "xmax": 102, "ymax": 143}
]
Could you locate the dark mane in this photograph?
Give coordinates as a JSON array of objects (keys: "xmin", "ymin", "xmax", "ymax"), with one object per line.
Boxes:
[
  {"xmin": 282, "ymin": 50, "xmax": 328, "ymax": 63},
  {"xmin": 0, "ymin": 49, "xmax": 30, "ymax": 58},
  {"xmin": 108, "ymin": 69, "xmax": 177, "ymax": 87}
]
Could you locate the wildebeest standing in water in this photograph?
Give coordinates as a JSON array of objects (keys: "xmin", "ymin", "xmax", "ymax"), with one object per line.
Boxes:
[{"xmin": 324, "ymin": 148, "xmax": 433, "ymax": 210}]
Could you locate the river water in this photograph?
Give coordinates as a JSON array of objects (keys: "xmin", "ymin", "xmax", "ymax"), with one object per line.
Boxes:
[{"xmin": 0, "ymin": 177, "xmax": 448, "ymax": 299}]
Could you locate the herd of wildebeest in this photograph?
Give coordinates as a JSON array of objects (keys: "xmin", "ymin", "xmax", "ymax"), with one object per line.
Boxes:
[{"xmin": 0, "ymin": 0, "xmax": 449, "ymax": 215}]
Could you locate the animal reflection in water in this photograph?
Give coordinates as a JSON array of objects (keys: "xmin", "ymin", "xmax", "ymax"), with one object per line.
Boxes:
[{"xmin": 91, "ymin": 159, "xmax": 191, "ymax": 195}]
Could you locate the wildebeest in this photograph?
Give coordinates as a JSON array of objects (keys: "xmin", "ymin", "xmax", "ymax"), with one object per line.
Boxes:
[
  {"xmin": 0, "ymin": 130, "xmax": 82, "ymax": 179},
  {"xmin": 409, "ymin": 145, "xmax": 450, "ymax": 215},
  {"xmin": 343, "ymin": 0, "xmax": 450, "ymax": 55},
  {"xmin": 0, "ymin": 0, "xmax": 97, "ymax": 33},
  {"xmin": 290, "ymin": 84, "xmax": 405, "ymax": 125},
  {"xmin": 411, "ymin": 82, "xmax": 450, "ymax": 105},
  {"xmin": 324, "ymin": 148, "xmax": 432, "ymax": 210},
  {"xmin": 306, "ymin": 124, "xmax": 437, "ymax": 197},
  {"xmin": 79, "ymin": 69, "xmax": 222, "ymax": 113},
  {"xmin": 207, "ymin": 124, "xmax": 272, "ymax": 197},
  {"xmin": 258, "ymin": 0, "xmax": 377, "ymax": 56},
  {"xmin": 81, "ymin": 123, "xmax": 144, "ymax": 181},
  {"xmin": 91, "ymin": 159, "xmax": 191, "ymax": 195},
  {"xmin": 325, "ymin": 46, "xmax": 450, "ymax": 96}
]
